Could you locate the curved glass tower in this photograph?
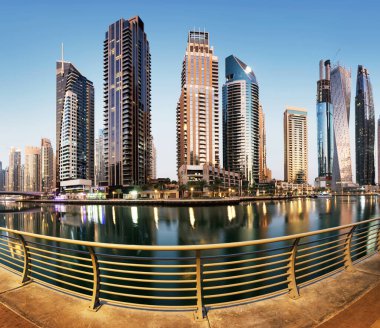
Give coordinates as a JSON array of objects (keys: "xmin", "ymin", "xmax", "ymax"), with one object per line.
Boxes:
[
  {"xmin": 316, "ymin": 60, "xmax": 334, "ymax": 186},
  {"xmin": 355, "ymin": 65, "xmax": 375, "ymax": 186},
  {"xmin": 222, "ymin": 55, "xmax": 259, "ymax": 184},
  {"xmin": 331, "ymin": 65, "xmax": 353, "ymax": 190}
]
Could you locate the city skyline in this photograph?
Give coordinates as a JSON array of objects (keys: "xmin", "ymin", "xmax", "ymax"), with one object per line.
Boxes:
[{"xmin": 1, "ymin": 1, "xmax": 380, "ymax": 184}]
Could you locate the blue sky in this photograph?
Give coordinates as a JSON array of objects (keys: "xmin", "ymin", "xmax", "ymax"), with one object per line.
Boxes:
[{"xmin": 0, "ymin": 0, "xmax": 379, "ymax": 183}]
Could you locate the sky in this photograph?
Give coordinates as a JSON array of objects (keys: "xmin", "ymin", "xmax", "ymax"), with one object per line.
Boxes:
[{"xmin": 1, "ymin": 0, "xmax": 380, "ymax": 183}]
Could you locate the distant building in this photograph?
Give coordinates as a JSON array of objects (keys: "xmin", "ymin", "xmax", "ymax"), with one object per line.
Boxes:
[
  {"xmin": 284, "ymin": 107, "xmax": 308, "ymax": 184},
  {"xmin": 316, "ymin": 60, "xmax": 334, "ymax": 186},
  {"xmin": 41, "ymin": 138, "xmax": 54, "ymax": 193},
  {"xmin": 330, "ymin": 65, "xmax": 353, "ymax": 190},
  {"xmin": 222, "ymin": 55, "xmax": 259, "ymax": 185},
  {"xmin": 355, "ymin": 65, "xmax": 375, "ymax": 186},
  {"xmin": 8, "ymin": 147, "xmax": 22, "ymax": 191},
  {"xmin": 0, "ymin": 161, "xmax": 5, "ymax": 191},
  {"xmin": 56, "ymin": 57, "xmax": 94, "ymax": 191},
  {"xmin": 176, "ymin": 30, "xmax": 220, "ymax": 173},
  {"xmin": 151, "ymin": 137, "xmax": 157, "ymax": 180},
  {"xmin": 104, "ymin": 17, "xmax": 152, "ymax": 187},
  {"xmin": 95, "ymin": 129, "xmax": 106, "ymax": 186},
  {"xmin": 24, "ymin": 146, "xmax": 41, "ymax": 192},
  {"xmin": 378, "ymin": 117, "xmax": 380, "ymax": 184},
  {"xmin": 178, "ymin": 164, "xmax": 240, "ymax": 189},
  {"xmin": 259, "ymin": 105, "xmax": 272, "ymax": 183}
]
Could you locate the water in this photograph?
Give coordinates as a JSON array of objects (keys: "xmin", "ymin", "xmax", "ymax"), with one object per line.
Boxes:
[{"xmin": 0, "ymin": 196, "xmax": 379, "ymax": 245}]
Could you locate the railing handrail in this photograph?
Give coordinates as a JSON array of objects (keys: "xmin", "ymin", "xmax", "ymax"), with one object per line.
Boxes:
[{"xmin": 0, "ymin": 217, "xmax": 378, "ymax": 251}]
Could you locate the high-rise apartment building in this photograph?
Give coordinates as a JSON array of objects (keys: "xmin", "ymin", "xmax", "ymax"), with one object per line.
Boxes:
[
  {"xmin": 259, "ymin": 105, "xmax": 272, "ymax": 183},
  {"xmin": 330, "ymin": 65, "xmax": 353, "ymax": 190},
  {"xmin": 316, "ymin": 60, "xmax": 334, "ymax": 186},
  {"xmin": 355, "ymin": 65, "xmax": 375, "ymax": 186},
  {"xmin": 95, "ymin": 129, "xmax": 106, "ymax": 186},
  {"xmin": 8, "ymin": 147, "xmax": 22, "ymax": 191},
  {"xmin": 56, "ymin": 58, "xmax": 94, "ymax": 189},
  {"xmin": 151, "ymin": 137, "xmax": 157, "ymax": 180},
  {"xmin": 24, "ymin": 146, "xmax": 41, "ymax": 192},
  {"xmin": 41, "ymin": 138, "xmax": 54, "ymax": 193},
  {"xmin": 176, "ymin": 30, "xmax": 219, "ymax": 173},
  {"xmin": 222, "ymin": 55, "xmax": 259, "ymax": 184},
  {"xmin": 378, "ymin": 117, "xmax": 380, "ymax": 184},
  {"xmin": 104, "ymin": 17, "xmax": 152, "ymax": 187},
  {"xmin": 284, "ymin": 107, "xmax": 308, "ymax": 183}
]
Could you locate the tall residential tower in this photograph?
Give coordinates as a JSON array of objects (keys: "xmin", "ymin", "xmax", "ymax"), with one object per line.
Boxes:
[
  {"xmin": 104, "ymin": 17, "xmax": 152, "ymax": 187},
  {"xmin": 284, "ymin": 107, "xmax": 308, "ymax": 183},
  {"xmin": 316, "ymin": 60, "xmax": 334, "ymax": 187},
  {"xmin": 222, "ymin": 55, "xmax": 259, "ymax": 184},
  {"xmin": 355, "ymin": 65, "xmax": 375, "ymax": 185},
  {"xmin": 176, "ymin": 31, "xmax": 219, "ymax": 172},
  {"xmin": 41, "ymin": 138, "xmax": 54, "ymax": 193},
  {"xmin": 24, "ymin": 146, "xmax": 41, "ymax": 192},
  {"xmin": 56, "ymin": 57, "xmax": 94, "ymax": 190},
  {"xmin": 330, "ymin": 65, "xmax": 353, "ymax": 190}
]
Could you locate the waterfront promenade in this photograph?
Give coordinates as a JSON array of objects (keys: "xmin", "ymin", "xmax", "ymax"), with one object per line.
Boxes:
[{"xmin": 1, "ymin": 254, "xmax": 379, "ymax": 327}]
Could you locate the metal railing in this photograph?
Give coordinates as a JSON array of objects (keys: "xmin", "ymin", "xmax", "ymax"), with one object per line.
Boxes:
[{"xmin": 0, "ymin": 218, "xmax": 379, "ymax": 321}]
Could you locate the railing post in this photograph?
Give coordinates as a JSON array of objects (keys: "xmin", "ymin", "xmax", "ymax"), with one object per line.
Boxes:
[
  {"xmin": 344, "ymin": 226, "xmax": 357, "ymax": 272},
  {"xmin": 194, "ymin": 250, "xmax": 206, "ymax": 321},
  {"xmin": 287, "ymin": 238, "xmax": 300, "ymax": 299},
  {"xmin": 87, "ymin": 246, "xmax": 101, "ymax": 311},
  {"xmin": 376, "ymin": 223, "xmax": 380, "ymax": 252},
  {"xmin": 17, "ymin": 234, "xmax": 31, "ymax": 284}
]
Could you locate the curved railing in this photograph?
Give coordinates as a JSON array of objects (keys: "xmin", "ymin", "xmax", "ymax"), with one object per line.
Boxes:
[{"xmin": 0, "ymin": 218, "xmax": 379, "ymax": 320}]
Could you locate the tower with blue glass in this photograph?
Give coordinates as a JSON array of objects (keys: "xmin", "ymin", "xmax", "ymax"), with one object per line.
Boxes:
[
  {"xmin": 316, "ymin": 60, "xmax": 334, "ymax": 187},
  {"xmin": 222, "ymin": 55, "xmax": 259, "ymax": 185}
]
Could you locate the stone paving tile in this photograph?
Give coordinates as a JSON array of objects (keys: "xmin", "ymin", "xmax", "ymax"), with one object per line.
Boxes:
[{"xmin": 0, "ymin": 303, "xmax": 37, "ymax": 328}]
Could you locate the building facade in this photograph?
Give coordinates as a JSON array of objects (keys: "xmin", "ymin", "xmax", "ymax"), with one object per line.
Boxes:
[
  {"xmin": 24, "ymin": 146, "xmax": 41, "ymax": 192},
  {"xmin": 259, "ymin": 105, "xmax": 272, "ymax": 183},
  {"xmin": 104, "ymin": 17, "xmax": 152, "ymax": 187},
  {"xmin": 56, "ymin": 59, "xmax": 94, "ymax": 189},
  {"xmin": 41, "ymin": 138, "xmax": 54, "ymax": 193},
  {"xmin": 0, "ymin": 161, "xmax": 5, "ymax": 191},
  {"xmin": 151, "ymin": 137, "xmax": 157, "ymax": 180},
  {"xmin": 284, "ymin": 107, "xmax": 308, "ymax": 183},
  {"xmin": 316, "ymin": 60, "xmax": 334, "ymax": 185},
  {"xmin": 378, "ymin": 117, "xmax": 380, "ymax": 185},
  {"xmin": 222, "ymin": 55, "xmax": 259, "ymax": 185},
  {"xmin": 355, "ymin": 65, "xmax": 375, "ymax": 186},
  {"xmin": 176, "ymin": 30, "xmax": 219, "ymax": 173},
  {"xmin": 8, "ymin": 147, "xmax": 22, "ymax": 191},
  {"xmin": 95, "ymin": 129, "xmax": 106, "ymax": 186},
  {"xmin": 330, "ymin": 65, "xmax": 353, "ymax": 190}
]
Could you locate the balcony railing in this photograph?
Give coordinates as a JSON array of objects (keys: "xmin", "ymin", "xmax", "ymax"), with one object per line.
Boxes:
[{"xmin": 0, "ymin": 217, "xmax": 379, "ymax": 321}]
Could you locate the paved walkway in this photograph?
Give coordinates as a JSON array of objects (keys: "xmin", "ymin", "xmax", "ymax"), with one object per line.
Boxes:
[{"xmin": 0, "ymin": 254, "xmax": 380, "ymax": 328}]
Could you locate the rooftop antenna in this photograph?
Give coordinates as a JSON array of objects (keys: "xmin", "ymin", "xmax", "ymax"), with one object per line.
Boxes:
[{"xmin": 61, "ymin": 42, "xmax": 64, "ymax": 74}]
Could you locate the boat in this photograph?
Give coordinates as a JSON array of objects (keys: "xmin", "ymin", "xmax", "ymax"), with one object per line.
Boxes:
[{"xmin": 317, "ymin": 191, "xmax": 332, "ymax": 198}]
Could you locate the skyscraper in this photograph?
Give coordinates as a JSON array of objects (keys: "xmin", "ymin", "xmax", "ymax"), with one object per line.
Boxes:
[
  {"xmin": 330, "ymin": 65, "xmax": 353, "ymax": 190},
  {"xmin": 24, "ymin": 146, "xmax": 41, "ymax": 192},
  {"xmin": 176, "ymin": 30, "xmax": 219, "ymax": 172},
  {"xmin": 95, "ymin": 129, "xmax": 106, "ymax": 186},
  {"xmin": 284, "ymin": 107, "xmax": 308, "ymax": 183},
  {"xmin": 316, "ymin": 60, "xmax": 334, "ymax": 187},
  {"xmin": 151, "ymin": 137, "xmax": 157, "ymax": 180},
  {"xmin": 104, "ymin": 17, "xmax": 152, "ymax": 187},
  {"xmin": 8, "ymin": 147, "xmax": 22, "ymax": 191},
  {"xmin": 355, "ymin": 65, "xmax": 375, "ymax": 186},
  {"xmin": 378, "ymin": 117, "xmax": 380, "ymax": 184},
  {"xmin": 259, "ymin": 105, "xmax": 272, "ymax": 183},
  {"xmin": 41, "ymin": 138, "xmax": 54, "ymax": 193},
  {"xmin": 56, "ymin": 57, "xmax": 94, "ymax": 189},
  {"xmin": 222, "ymin": 55, "xmax": 259, "ymax": 184}
]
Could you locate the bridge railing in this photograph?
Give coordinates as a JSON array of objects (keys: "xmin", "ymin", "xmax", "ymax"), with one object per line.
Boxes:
[{"xmin": 0, "ymin": 218, "xmax": 379, "ymax": 320}]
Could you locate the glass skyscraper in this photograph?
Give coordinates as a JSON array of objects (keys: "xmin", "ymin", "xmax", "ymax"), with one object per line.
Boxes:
[
  {"xmin": 56, "ymin": 60, "xmax": 94, "ymax": 189},
  {"xmin": 330, "ymin": 65, "xmax": 353, "ymax": 190},
  {"xmin": 316, "ymin": 60, "xmax": 334, "ymax": 186},
  {"xmin": 222, "ymin": 55, "xmax": 259, "ymax": 185},
  {"xmin": 355, "ymin": 65, "xmax": 375, "ymax": 186},
  {"xmin": 176, "ymin": 31, "xmax": 219, "ymax": 171},
  {"xmin": 104, "ymin": 17, "xmax": 152, "ymax": 187}
]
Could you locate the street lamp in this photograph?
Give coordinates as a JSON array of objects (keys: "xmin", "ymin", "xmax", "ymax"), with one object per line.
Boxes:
[
  {"xmin": 154, "ymin": 189, "xmax": 158, "ymax": 199},
  {"xmin": 190, "ymin": 187, "xmax": 194, "ymax": 199},
  {"xmin": 228, "ymin": 188, "xmax": 231, "ymax": 197},
  {"xmin": 112, "ymin": 191, "xmax": 115, "ymax": 199}
]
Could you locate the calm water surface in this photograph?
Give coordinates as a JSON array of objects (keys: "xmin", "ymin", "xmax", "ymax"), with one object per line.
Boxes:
[{"xmin": 1, "ymin": 196, "xmax": 379, "ymax": 245}]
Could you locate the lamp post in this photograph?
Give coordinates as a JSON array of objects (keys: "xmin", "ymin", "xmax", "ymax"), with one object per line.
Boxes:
[
  {"xmin": 190, "ymin": 187, "xmax": 194, "ymax": 199},
  {"xmin": 112, "ymin": 191, "xmax": 115, "ymax": 199},
  {"xmin": 154, "ymin": 189, "xmax": 158, "ymax": 199}
]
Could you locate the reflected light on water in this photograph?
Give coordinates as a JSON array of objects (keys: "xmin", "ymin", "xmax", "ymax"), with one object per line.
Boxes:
[
  {"xmin": 262, "ymin": 203, "xmax": 267, "ymax": 215},
  {"xmin": 189, "ymin": 208, "xmax": 195, "ymax": 229},
  {"xmin": 227, "ymin": 206, "xmax": 236, "ymax": 222},
  {"xmin": 131, "ymin": 207, "xmax": 138, "ymax": 224},
  {"xmin": 154, "ymin": 207, "xmax": 159, "ymax": 230},
  {"xmin": 112, "ymin": 206, "xmax": 116, "ymax": 225}
]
